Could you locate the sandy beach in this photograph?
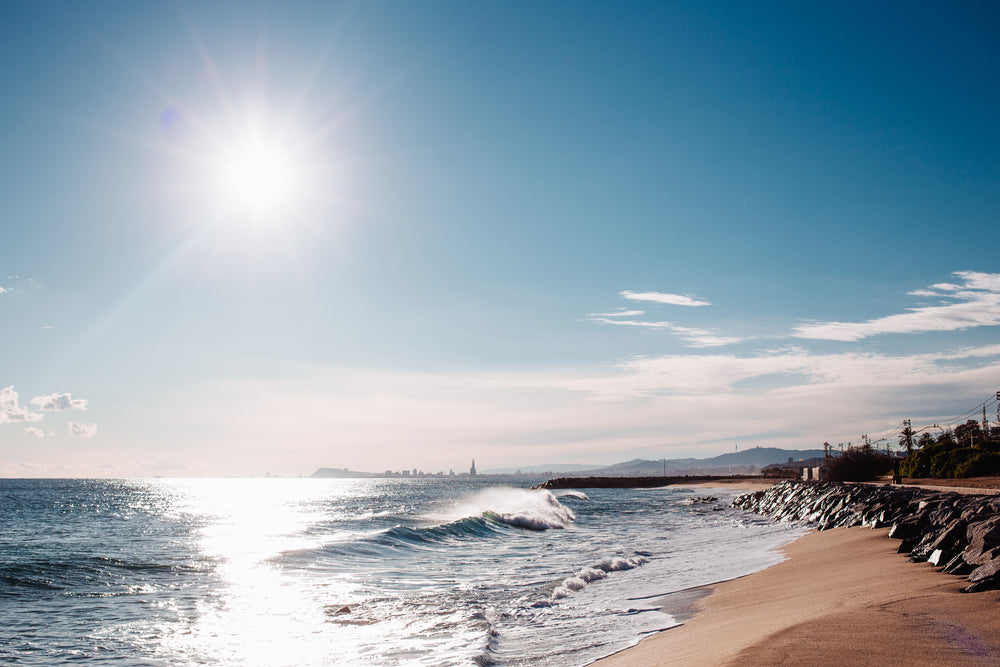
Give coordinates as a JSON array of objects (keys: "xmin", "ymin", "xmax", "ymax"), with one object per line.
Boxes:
[{"xmin": 595, "ymin": 525, "xmax": 1000, "ymax": 666}]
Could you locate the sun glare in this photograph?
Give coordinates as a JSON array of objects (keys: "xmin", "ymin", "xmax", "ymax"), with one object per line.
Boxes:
[{"xmin": 211, "ymin": 131, "xmax": 302, "ymax": 221}]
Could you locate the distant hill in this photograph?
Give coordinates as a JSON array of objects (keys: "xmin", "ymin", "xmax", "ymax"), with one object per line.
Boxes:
[
  {"xmin": 576, "ymin": 447, "xmax": 831, "ymax": 477},
  {"xmin": 481, "ymin": 463, "xmax": 599, "ymax": 474}
]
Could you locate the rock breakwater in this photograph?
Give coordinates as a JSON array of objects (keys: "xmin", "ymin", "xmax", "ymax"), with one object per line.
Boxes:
[{"xmin": 733, "ymin": 481, "xmax": 1000, "ymax": 592}]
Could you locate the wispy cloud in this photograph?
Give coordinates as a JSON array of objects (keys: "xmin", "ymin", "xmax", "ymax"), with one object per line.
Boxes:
[
  {"xmin": 24, "ymin": 426, "xmax": 46, "ymax": 438},
  {"xmin": 589, "ymin": 318, "xmax": 741, "ymax": 347},
  {"xmin": 68, "ymin": 422, "xmax": 98, "ymax": 438},
  {"xmin": 0, "ymin": 386, "xmax": 43, "ymax": 424},
  {"xmin": 589, "ymin": 308, "xmax": 645, "ymax": 317},
  {"xmin": 591, "ymin": 289, "xmax": 739, "ymax": 347},
  {"xmin": 31, "ymin": 393, "xmax": 88, "ymax": 411},
  {"xmin": 793, "ymin": 271, "xmax": 1000, "ymax": 341},
  {"xmin": 620, "ymin": 290, "xmax": 711, "ymax": 307}
]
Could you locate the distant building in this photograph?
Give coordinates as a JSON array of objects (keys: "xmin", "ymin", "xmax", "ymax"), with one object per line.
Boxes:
[{"xmin": 470, "ymin": 459, "xmax": 477, "ymax": 477}]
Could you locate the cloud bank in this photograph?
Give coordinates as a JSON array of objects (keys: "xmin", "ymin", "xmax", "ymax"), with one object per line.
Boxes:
[{"xmin": 165, "ymin": 340, "xmax": 1000, "ymax": 476}]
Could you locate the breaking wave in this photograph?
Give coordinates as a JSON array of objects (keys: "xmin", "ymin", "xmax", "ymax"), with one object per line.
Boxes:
[
  {"xmin": 290, "ymin": 487, "xmax": 576, "ymax": 561},
  {"xmin": 429, "ymin": 487, "xmax": 575, "ymax": 532},
  {"xmin": 549, "ymin": 554, "xmax": 650, "ymax": 600},
  {"xmin": 554, "ymin": 490, "xmax": 590, "ymax": 500}
]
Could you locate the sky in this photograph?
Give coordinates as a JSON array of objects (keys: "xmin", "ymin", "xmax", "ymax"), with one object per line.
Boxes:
[{"xmin": 2, "ymin": 1, "xmax": 1000, "ymax": 477}]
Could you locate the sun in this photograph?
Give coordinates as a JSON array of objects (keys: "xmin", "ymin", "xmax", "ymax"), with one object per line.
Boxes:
[{"xmin": 210, "ymin": 127, "xmax": 303, "ymax": 222}]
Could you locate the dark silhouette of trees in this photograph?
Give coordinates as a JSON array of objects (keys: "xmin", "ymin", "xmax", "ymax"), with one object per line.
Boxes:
[
  {"xmin": 955, "ymin": 419, "xmax": 983, "ymax": 448},
  {"xmin": 826, "ymin": 443, "xmax": 893, "ymax": 482}
]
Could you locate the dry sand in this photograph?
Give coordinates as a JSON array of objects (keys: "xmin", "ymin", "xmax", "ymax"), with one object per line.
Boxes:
[
  {"xmin": 594, "ymin": 526, "xmax": 1000, "ymax": 666},
  {"xmin": 673, "ymin": 478, "xmax": 779, "ymax": 491}
]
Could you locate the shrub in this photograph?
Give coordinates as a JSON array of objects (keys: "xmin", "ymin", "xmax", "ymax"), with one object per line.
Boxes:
[
  {"xmin": 977, "ymin": 440, "xmax": 1000, "ymax": 454},
  {"xmin": 954, "ymin": 452, "xmax": 1000, "ymax": 478},
  {"xmin": 900, "ymin": 440, "xmax": 958, "ymax": 478},
  {"xmin": 929, "ymin": 448, "xmax": 978, "ymax": 478},
  {"xmin": 825, "ymin": 447, "xmax": 894, "ymax": 482}
]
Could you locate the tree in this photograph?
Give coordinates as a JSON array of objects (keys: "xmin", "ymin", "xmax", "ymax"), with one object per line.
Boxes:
[
  {"xmin": 955, "ymin": 420, "xmax": 982, "ymax": 448},
  {"xmin": 898, "ymin": 425, "xmax": 914, "ymax": 455}
]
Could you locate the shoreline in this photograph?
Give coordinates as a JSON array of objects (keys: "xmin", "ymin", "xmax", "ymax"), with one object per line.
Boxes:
[{"xmin": 593, "ymin": 525, "xmax": 1000, "ymax": 666}]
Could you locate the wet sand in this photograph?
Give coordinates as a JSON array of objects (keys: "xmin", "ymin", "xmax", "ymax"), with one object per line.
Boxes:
[{"xmin": 594, "ymin": 526, "xmax": 1000, "ymax": 666}]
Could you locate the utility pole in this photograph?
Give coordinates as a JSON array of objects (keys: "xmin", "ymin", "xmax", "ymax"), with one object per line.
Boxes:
[{"xmin": 995, "ymin": 390, "xmax": 1000, "ymax": 441}]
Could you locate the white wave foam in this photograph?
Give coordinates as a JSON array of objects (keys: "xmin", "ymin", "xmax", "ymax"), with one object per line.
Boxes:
[
  {"xmin": 551, "ymin": 554, "xmax": 650, "ymax": 600},
  {"xmin": 428, "ymin": 487, "xmax": 575, "ymax": 531},
  {"xmin": 554, "ymin": 490, "xmax": 590, "ymax": 500}
]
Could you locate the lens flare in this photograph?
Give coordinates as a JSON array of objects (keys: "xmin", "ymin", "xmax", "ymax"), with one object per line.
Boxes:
[{"xmin": 212, "ymin": 133, "xmax": 300, "ymax": 220}]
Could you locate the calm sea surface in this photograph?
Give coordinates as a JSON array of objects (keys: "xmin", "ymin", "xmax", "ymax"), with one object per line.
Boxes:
[{"xmin": 0, "ymin": 478, "xmax": 803, "ymax": 665}]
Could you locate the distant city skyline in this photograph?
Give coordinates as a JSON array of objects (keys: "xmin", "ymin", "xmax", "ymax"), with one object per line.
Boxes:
[{"xmin": 2, "ymin": 2, "xmax": 1000, "ymax": 477}]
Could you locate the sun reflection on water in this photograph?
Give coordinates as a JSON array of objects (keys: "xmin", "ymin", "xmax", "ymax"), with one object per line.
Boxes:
[{"xmin": 150, "ymin": 479, "xmax": 366, "ymax": 666}]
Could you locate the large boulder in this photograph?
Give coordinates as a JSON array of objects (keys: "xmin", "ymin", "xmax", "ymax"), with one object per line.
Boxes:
[
  {"xmin": 965, "ymin": 516, "xmax": 1000, "ymax": 557},
  {"xmin": 887, "ymin": 518, "xmax": 922, "ymax": 540},
  {"xmin": 964, "ymin": 555, "xmax": 1000, "ymax": 593},
  {"xmin": 927, "ymin": 518, "xmax": 968, "ymax": 554}
]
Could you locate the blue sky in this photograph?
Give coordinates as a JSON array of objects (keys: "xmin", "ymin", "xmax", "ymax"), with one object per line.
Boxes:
[{"xmin": 2, "ymin": 1, "xmax": 999, "ymax": 477}]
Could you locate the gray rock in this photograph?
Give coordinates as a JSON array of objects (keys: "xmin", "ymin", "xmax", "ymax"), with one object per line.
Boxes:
[
  {"xmin": 966, "ymin": 515, "xmax": 1000, "ymax": 550},
  {"xmin": 964, "ymin": 556, "xmax": 1000, "ymax": 592},
  {"xmin": 942, "ymin": 551, "xmax": 975, "ymax": 576},
  {"xmin": 927, "ymin": 518, "xmax": 968, "ymax": 553},
  {"xmin": 887, "ymin": 519, "xmax": 922, "ymax": 540}
]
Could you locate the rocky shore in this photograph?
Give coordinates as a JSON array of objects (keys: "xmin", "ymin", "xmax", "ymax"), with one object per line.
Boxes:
[{"xmin": 733, "ymin": 481, "xmax": 1000, "ymax": 592}]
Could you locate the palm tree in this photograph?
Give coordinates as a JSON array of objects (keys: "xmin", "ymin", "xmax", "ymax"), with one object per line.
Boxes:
[{"xmin": 898, "ymin": 426, "xmax": 914, "ymax": 456}]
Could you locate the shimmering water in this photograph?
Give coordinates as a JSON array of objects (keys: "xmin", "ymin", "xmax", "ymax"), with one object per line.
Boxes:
[{"xmin": 0, "ymin": 478, "xmax": 803, "ymax": 665}]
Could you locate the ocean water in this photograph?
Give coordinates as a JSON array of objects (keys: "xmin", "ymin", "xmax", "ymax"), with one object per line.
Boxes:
[{"xmin": 0, "ymin": 478, "xmax": 803, "ymax": 666}]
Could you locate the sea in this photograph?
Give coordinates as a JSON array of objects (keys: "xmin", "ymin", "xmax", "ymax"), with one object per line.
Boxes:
[{"xmin": 0, "ymin": 478, "xmax": 804, "ymax": 666}]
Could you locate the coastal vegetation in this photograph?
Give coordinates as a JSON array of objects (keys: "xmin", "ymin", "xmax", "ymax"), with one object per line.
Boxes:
[
  {"xmin": 898, "ymin": 420, "xmax": 1000, "ymax": 479},
  {"xmin": 823, "ymin": 445, "xmax": 893, "ymax": 483}
]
